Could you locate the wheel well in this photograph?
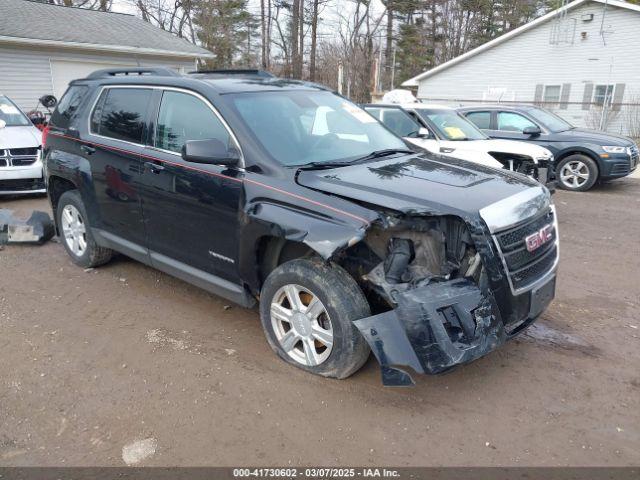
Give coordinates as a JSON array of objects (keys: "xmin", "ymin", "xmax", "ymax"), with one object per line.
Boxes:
[
  {"xmin": 48, "ymin": 176, "xmax": 77, "ymax": 216},
  {"xmin": 256, "ymin": 237, "xmax": 315, "ymax": 286}
]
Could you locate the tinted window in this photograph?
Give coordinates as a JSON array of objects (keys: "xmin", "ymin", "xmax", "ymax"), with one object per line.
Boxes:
[
  {"xmin": 92, "ymin": 88, "xmax": 152, "ymax": 143},
  {"xmin": 497, "ymin": 112, "xmax": 537, "ymax": 132},
  {"xmin": 465, "ymin": 111, "xmax": 491, "ymax": 130},
  {"xmin": 365, "ymin": 107, "xmax": 421, "ymax": 138},
  {"xmin": 50, "ymin": 86, "xmax": 89, "ymax": 129},
  {"xmin": 155, "ymin": 91, "xmax": 231, "ymax": 153}
]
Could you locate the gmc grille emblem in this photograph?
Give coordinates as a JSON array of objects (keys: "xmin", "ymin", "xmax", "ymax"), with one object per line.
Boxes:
[{"xmin": 525, "ymin": 224, "xmax": 554, "ymax": 252}]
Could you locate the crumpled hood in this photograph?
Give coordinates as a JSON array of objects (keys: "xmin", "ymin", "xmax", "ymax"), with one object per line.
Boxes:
[
  {"xmin": 481, "ymin": 138, "xmax": 552, "ymax": 158},
  {"xmin": 296, "ymin": 153, "xmax": 542, "ymax": 219},
  {"xmin": 0, "ymin": 125, "xmax": 41, "ymax": 149},
  {"xmin": 554, "ymin": 128, "xmax": 634, "ymax": 146}
]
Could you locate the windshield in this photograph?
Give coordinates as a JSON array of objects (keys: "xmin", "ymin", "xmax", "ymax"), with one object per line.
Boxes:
[
  {"xmin": 229, "ymin": 90, "xmax": 407, "ymax": 166},
  {"xmin": 527, "ymin": 107, "xmax": 573, "ymax": 132},
  {"xmin": 0, "ymin": 96, "xmax": 30, "ymax": 127},
  {"xmin": 413, "ymin": 108, "xmax": 486, "ymax": 141}
]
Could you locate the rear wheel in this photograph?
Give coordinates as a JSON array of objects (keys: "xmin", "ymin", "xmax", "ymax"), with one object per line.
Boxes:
[
  {"xmin": 259, "ymin": 259, "xmax": 371, "ymax": 379},
  {"xmin": 557, "ymin": 154, "xmax": 598, "ymax": 191},
  {"xmin": 57, "ymin": 190, "xmax": 113, "ymax": 268}
]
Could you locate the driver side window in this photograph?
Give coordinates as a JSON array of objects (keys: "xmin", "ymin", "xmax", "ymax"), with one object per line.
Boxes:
[
  {"xmin": 155, "ymin": 90, "xmax": 231, "ymax": 154},
  {"xmin": 497, "ymin": 112, "xmax": 537, "ymax": 132}
]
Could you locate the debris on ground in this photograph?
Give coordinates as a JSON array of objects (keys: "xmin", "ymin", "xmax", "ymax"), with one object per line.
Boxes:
[
  {"xmin": 0, "ymin": 209, "xmax": 54, "ymax": 245},
  {"xmin": 121, "ymin": 438, "xmax": 157, "ymax": 465}
]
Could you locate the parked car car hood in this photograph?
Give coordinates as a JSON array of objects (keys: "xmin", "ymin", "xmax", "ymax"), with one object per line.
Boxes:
[
  {"xmin": 553, "ymin": 127, "xmax": 634, "ymax": 146},
  {"xmin": 409, "ymin": 137, "xmax": 552, "ymax": 160},
  {"xmin": 296, "ymin": 153, "xmax": 541, "ymax": 218},
  {"xmin": 0, "ymin": 125, "xmax": 41, "ymax": 150}
]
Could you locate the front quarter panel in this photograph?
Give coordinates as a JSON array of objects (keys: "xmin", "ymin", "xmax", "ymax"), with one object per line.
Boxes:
[{"xmin": 237, "ymin": 172, "xmax": 379, "ymax": 291}]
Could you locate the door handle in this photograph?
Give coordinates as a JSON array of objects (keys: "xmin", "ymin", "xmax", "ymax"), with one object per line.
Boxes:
[
  {"xmin": 80, "ymin": 144, "xmax": 95, "ymax": 155},
  {"xmin": 144, "ymin": 161, "xmax": 165, "ymax": 173}
]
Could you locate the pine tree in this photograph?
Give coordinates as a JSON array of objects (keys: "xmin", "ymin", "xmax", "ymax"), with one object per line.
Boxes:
[{"xmin": 195, "ymin": 0, "xmax": 252, "ymax": 69}]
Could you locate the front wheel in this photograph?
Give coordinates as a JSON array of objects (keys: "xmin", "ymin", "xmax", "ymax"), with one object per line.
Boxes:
[
  {"xmin": 557, "ymin": 154, "xmax": 598, "ymax": 191},
  {"xmin": 259, "ymin": 259, "xmax": 371, "ymax": 379}
]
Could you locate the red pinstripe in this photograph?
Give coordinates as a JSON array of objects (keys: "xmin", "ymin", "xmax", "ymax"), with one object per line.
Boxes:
[{"xmin": 48, "ymin": 132, "xmax": 370, "ymax": 225}]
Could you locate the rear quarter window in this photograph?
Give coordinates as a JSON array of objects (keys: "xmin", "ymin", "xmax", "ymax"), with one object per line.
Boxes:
[
  {"xmin": 90, "ymin": 88, "xmax": 152, "ymax": 144},
  {"xmin": 50, "ymin": 85, "xmax": 89, "ymax": 129}
]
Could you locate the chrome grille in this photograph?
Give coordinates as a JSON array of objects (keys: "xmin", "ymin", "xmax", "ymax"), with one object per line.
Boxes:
[
  {"xmin": 493, "ymin": 206, "xmax": 559, "ymax": 294},
  {"xmin": 0, "ymin": 147, "xmax": 39, "ymax": 167}
]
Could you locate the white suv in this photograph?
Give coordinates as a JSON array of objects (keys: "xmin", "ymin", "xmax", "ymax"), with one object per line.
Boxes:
[
  {"xmin": 364, "ymin": 103, "xmax": 555, "ymax": 186},
  {"xmin": 0, "ymin": 94, "xmax": 44, "ymax": 195}
]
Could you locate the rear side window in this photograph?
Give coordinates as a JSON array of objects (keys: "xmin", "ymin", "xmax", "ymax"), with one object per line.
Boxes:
[
  {"xmin": 465, "ymin": 111, "xmax": 491, "ymax": 130},
  {"xmin": 50, "ymin": 85, "xmax": 89, "ymax": 129},
  {"xmin": 90, "ymin": 88, "xmax": 152, "ymax": 143},
  {"xmin": 155, "ymin": 90, "xmax": 231, "ymax": 153}
]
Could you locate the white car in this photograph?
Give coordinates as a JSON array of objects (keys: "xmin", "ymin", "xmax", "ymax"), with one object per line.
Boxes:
[
  {"xmin": 0, "ymin": 94, "xmax": 45, "ymax": 195},
  {"xmin": 363, "ymin": 102, "xmax": 555, "ymax": 186}
]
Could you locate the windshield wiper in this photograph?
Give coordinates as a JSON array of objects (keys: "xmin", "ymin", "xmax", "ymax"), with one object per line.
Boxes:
[
  {"xmin": 352, "ymin": 148, "xmax": 415, "ymax": 162},
  {"xmin": 296, "ymin": 149, "xmax": 413, "ymax": 171}
]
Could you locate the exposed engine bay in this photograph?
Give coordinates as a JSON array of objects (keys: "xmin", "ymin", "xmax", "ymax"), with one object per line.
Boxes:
[
  {"xmin": 340, "ymin": 215, "xmax": 483, "ymax": 311},
  {"xmin": 337, "ymin": 214, "xmax": 545, "ymax": 386}
]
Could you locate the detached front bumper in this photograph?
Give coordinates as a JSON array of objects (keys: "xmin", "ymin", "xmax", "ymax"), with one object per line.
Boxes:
[{"xmin": 354, "ymin": 275, "xmax": 556, "ymax": 386}]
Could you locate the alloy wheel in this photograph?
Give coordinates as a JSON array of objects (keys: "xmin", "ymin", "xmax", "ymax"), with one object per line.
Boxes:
[
  {"xmin": 270, "ymin": 284, "xmax": 333, "ymax": 366},
  {"xmin": 560, "ymin": 160, "xmax": 590, "ymax": 189},
  {"xmin": 61, "ymin": 204, "xmax": 87, "ymax": 257}
]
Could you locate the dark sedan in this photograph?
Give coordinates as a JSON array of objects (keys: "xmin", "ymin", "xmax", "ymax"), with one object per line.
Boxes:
[{"xmin": 458, "ymin": 105, "xmax": 638, "ymax": 191}]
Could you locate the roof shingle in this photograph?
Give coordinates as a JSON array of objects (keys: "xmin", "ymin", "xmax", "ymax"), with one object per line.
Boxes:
[{"xmin": 0, "ymin": 0, "xmax": 212, "ymax": 58}]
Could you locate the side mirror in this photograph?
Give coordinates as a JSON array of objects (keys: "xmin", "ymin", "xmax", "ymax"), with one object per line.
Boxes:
[
  {"xmin": 417, "ymin": 127, "xmax": 431, "ymax": 138},
  {"xmin": 39, "ymin": 95, "xmax": 58, "ymax": 109},
  {"xmin": 0, "ymin": 119, "xmax": 5, "ymax": 129},
  {"xmin": 181, "ymin": 139, "xmax": 240, "ymax": 166},
  {"xmin": 523, "ymin": 125, "xmax": 541, "ymax": 136}
]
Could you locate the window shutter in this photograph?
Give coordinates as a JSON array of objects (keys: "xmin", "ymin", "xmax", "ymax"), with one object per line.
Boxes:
[
  {"xmin": 560, "ymin": 83, "xmax": 571, "ymax": 109},
  {"xmin": 582, "ymin": 82, "xmax": 593, "ymax": 110},
  {"xmin": 612, "ymin": 83, "xmax": 626, "ymax": 111},
  {"xmin": 534, "ymin": 84, "xmax": 544, "ymax": 104}
]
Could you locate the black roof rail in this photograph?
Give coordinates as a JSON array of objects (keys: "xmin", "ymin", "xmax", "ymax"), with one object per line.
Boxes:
[
  {"xmin": 188, "ymin": 69, "xmax": 275, "ymax": 79},
  {"xmin": 86, "ymin": 67, "xmax": 181, "ymax": 79}
]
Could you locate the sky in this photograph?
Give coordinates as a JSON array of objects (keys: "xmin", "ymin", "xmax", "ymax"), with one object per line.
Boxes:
[{"xmin": 108, "ymin": 0, "xmax": 387, "ymax": 39}]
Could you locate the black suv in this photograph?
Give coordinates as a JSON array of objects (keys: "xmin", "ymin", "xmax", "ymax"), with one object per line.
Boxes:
[
  {"xmin": 458, "ymin": 105, "xmax": 639, "ymax": 191},
  {"xmin": 44, "ymin": 68, "xmax": 559, "ymax": 386}
]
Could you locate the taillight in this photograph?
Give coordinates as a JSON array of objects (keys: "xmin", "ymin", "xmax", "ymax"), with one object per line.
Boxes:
[{"xmin": 42, "ymin": 125, "xmax": 50, "ymax": 148}]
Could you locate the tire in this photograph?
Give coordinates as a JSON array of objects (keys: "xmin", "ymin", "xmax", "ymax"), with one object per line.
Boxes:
[
  {"xmin": 557, "ymin": 154, "xmax": 598, "ymax": 191},
  {"xmin": 56, "ymin": 190, "xmax": 113, "ymax": 268},
  {"xmin": 259, "ymin": 258, "xmax": 371, "ymax": 379}
]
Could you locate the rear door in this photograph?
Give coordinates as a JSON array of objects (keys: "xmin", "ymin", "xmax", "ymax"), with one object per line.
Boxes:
[
  {"xmin": 85, "ymin": 86, "xmax": 153, "ymax": 254},
  {"xmin": 138, "ymin": 88, "xmax": 243, "ymax": 283}
]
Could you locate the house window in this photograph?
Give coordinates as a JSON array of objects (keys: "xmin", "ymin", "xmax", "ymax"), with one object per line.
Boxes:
[
  {"xmin": 543, "ymin": 85, "xmax": 562, "ymax": 104},
  {"xmin": 593, "ymin": 84, "xmax": 614, "ymax": 106}
]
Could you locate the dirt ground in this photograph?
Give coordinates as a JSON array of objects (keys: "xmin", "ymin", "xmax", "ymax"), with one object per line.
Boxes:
[{"xmin": 1, "ymin": 178, "xmax": 639, "ymax": 468}]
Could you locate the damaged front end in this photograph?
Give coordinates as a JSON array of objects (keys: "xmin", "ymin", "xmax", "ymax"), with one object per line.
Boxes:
[{"xmin": 338, "ymin": 206, "xmax": 557, "ymax": 386}]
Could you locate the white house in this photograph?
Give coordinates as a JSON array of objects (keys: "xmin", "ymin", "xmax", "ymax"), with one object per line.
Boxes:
[
  {"xmin": 0, "ymin": 0, "xmax": 213, "ymax": 112},
  {"xmin": 403, "ymin": 0, "xmax": 640, "ymax": 136}
]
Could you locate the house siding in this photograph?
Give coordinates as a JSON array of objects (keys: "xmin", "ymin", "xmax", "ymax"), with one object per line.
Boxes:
[
  {"xmin": 0, "ymin": 44, "xmax": 196, "ymax": 111},
  {"xmin": 414, "ymin": 2, "xmax": 640, "ymax": 135}
]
